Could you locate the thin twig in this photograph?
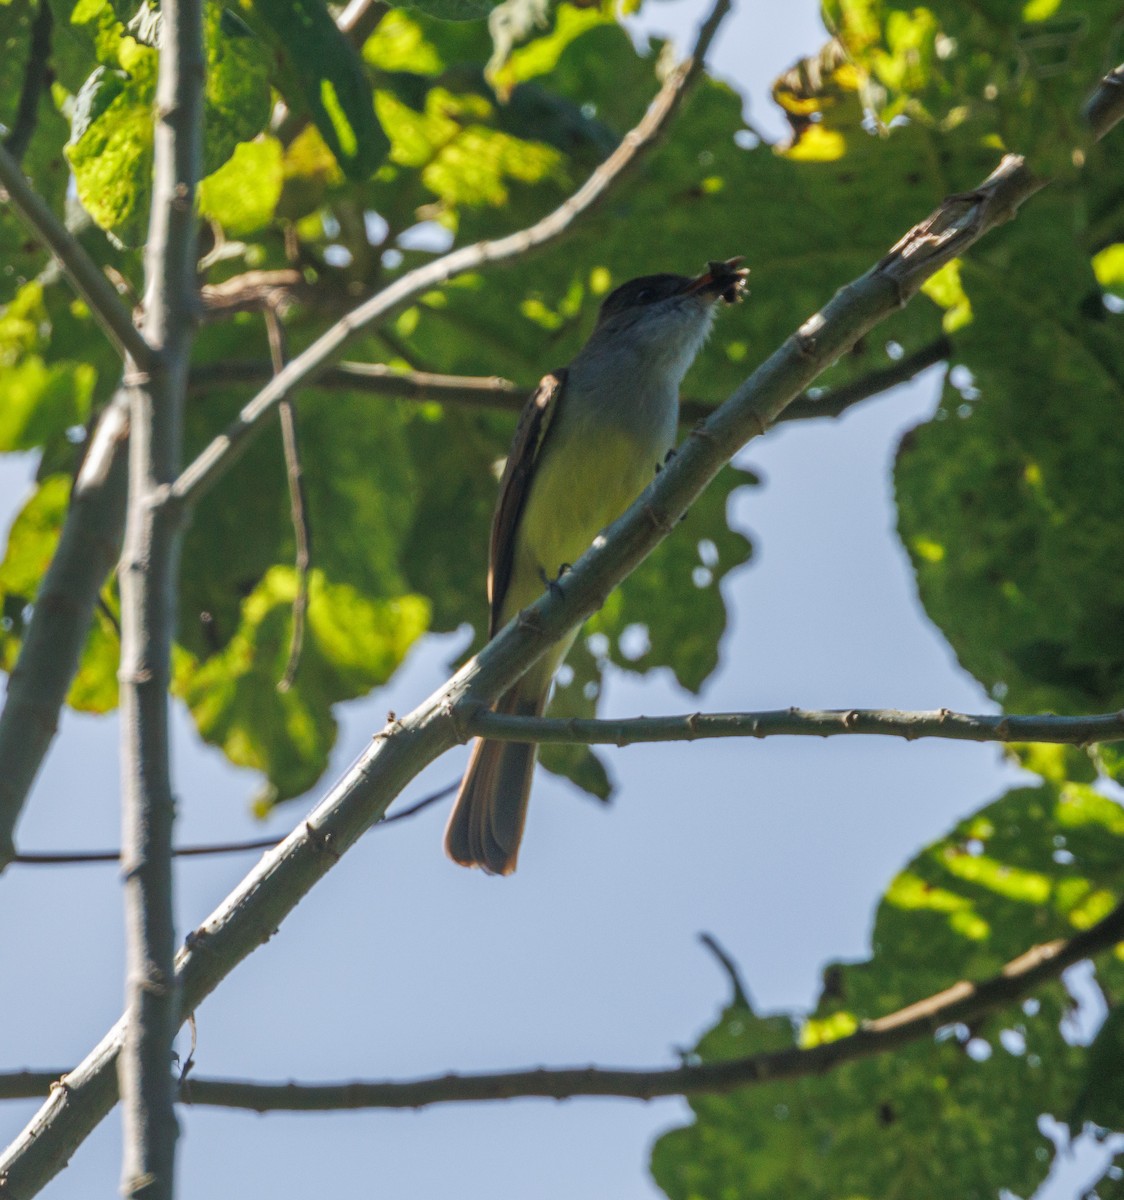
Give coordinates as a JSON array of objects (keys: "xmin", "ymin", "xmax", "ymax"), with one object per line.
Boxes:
[
  {"xmin": 168, "ymin": 0, "xmax": 733, "ymax": 509},
  {"xmin": 188, "ymin": 360, "xmax": 526, "ymax": 409},
  {"xmin": 1, "ymin": 52, "xmax": 1120, "ymax": 1200},
  {"xmin": 9, "ymin": 783, "xmax": 454, "ymax": 867},
  {"xmin": 264, "ymin": 311, "xmax": 312, "ymax": 691},
  {"xmin": 186, "ymin": 338, "xmax": 948, "ymax": 428},
  {"xmin": 698, "ymin": 932, "xmax": 752, "ymax": 1010},
  {"xmin": 466, "ymin": 705, "xmax": 1124, "ymax": 747},
  {"xmin": 2, "ymin": 0, "xmax": 53, "ymax": 163},
  {"xmin": 6, "ymin": 900, "xmax": 1116, "ymax": 1110},
  {"xmin": 11, "ymin": 699, "xmax": 1124, "ymax": 867},
  {"xmin": 0, "ymin": 147, "xmax": 151, "ymax": 367}
]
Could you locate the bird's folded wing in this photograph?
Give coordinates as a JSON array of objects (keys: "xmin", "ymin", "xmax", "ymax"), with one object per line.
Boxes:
[{"xmin": 487, "ymin": 369, "xmax": 567, "ymax": 638}]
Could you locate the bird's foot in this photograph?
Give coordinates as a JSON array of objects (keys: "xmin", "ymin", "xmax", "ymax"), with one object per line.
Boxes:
[{"xmin": 540, "ymin": 563, "xmax": 571, "ymax": 599}]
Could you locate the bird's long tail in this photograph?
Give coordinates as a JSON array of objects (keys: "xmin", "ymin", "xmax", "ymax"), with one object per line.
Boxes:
[{"xmin": 444, "ymin": 680, "xmax": 548, "ymax": 875}]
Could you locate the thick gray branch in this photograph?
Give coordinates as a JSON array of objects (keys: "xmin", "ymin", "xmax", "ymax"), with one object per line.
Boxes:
[
  {"xmin": 116, "ymin": 0, "xmax": 204, "ymax": 1193},
  {"xmin": 0, "ymin": 56, "xmax": 1120, "ymax": 1200},
  {"xmin": 0, "ymin": 396, "xmax": 129, "ymax": 869},
  {"xmin": 5, "ymin": 900, "xmax": 1120, "ymax": 1110},
  {"xmin": 467, "ymin": 705, "xmax": 1124, "ymax": 747}
]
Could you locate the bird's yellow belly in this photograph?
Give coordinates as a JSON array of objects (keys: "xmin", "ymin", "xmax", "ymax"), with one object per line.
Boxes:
[{"xmin": 501, "ymin": 426, "xmax": 658, "ymax": 621}]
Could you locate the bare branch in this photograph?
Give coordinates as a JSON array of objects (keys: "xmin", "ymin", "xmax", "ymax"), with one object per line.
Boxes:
[
  {"xmin": 12, "ymin": 700, "xmax": 1123, "ymax": 869},
  {"xmin": 0, "ymin": 148, "xmax": 151, "ymax": 367},
  {"xmin": 9, "ymin": 783, "xmax": 454, "ymax": 867},
  {"xmin": 0, "ymin": 395, "xmax": 130, "ymax": 870},
  {"xmin": 187, "ymin": 338, "xmax": 948, "ymax": 428},
  {"xmin": 116, "ymin": 0, "xmax": 205, "ymax": 1192},
  {"xmin": 1, "ymin": 56, "xmax": 1120, "ymax": 1200},
  {"xmin": 5, "ymin": 902, "xmax": 1119, "ymax": 1110},
  {"xmin": 200, "ymin": 269, "xmax": 310, "ymax": 318},
  {"xmin": 263, "ymin": 312, "xmax": 313, "ymax": 692},
  {"xmin": 466, "ymin": 704, "xmax": 1124, "ymax": 747},
  {"xmin": 2, "ymin": 0, "xmax": 53, "ymax": 163},
  {"xmin": 168, "ymin": 0, "xmax": 733, "ymax": 508},
  {"xmin": 188, "ymin": 360, "xmax": 526, "ymax": 410}
]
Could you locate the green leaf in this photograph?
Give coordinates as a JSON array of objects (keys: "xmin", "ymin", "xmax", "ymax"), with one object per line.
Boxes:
[
  {"xmin": 248, "ymin": 0, "xmax": 389, "ymax": 180},
  {"xmin": 590, "ymin": 465, "xmax": 755, "ymax": 694},
  {"xmin": 65, "ymin": 47, "xmax": 156, "ymax": 242},
  {"xmin": 652, "ymin": 783, "xmax": 1124, "ymax": 1200},
  {"xmin": 375, "ymin": 86, "xmax": 564, "ymax": 210},
  {"xmin": 198, "ymin": 135, "xmax": 284, "ymax": 234},
  {"xmin": 201, "ymin": 3, "xmax": 272, "ymax": 174},
  {"xmin": 404, "ymin": 0, "xmax": 497, "ymax": 23},
  {"xmin": 176, "ymin": 566, "xmax": 430, "ymax": 807},
  {"xmin": 65, "ymin": 4, "xmax": 271, "ymax": 240},
  {"xmin": 822, "ymin": 0, "xmax": 1117, "ymax": 171},
  {"xmin": 0, "ymin": 474, "xmax": 71, "ymax": 603},
  {"xmin": 895, "ymin": 197, "xmax": 1124, "ymax": 728},
  {"xmin": 1071, "ymin": 1003, "xmax": 1124, "ymax": 1130},
  {"xmin": 0, "ymin": 9, "xmax": 73, "ymax": 303}
]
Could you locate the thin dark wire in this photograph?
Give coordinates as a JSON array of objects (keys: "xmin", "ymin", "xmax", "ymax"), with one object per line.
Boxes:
[{"xmin": 11, "ymin": 782, "xmax": 455, "ymax": 867}]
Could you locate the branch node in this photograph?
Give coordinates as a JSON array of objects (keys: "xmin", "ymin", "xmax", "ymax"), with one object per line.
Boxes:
[
  {"xmin": 643, "ymin": 502, "xmax": 677, "ymax": 534},
  {"xmin": 445, "ymin": 698, "xmax": 482, "ymax": 744},
  {"xmin": 304, "ymin": 822, "xmax": 340, "ymax": 862}
]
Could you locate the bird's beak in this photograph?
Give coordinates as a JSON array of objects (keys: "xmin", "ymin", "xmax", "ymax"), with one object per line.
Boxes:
[{"xmin": 683, "ymin": 256, "xmax": 749, "ymax": 304}]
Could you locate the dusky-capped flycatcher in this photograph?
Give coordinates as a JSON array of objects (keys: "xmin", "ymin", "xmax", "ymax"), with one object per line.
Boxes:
[{"xmin": 446, "ymin": 258, "xmax": 748, "ymax": 874}]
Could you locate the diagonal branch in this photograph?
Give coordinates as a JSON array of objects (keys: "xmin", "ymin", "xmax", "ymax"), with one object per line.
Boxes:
[
  {"xmin": 0, "ymin": 146, "xmax": 151, "ymax": 367},
  {"xmin": 4, "ymin": 900, "xmax": 1120, "ymax": 1110},
  {"xmin": 167, "ymin": 0, "xmax": 733, "ymax": 508},
  {"xmin": 0, "ymin": 394, "xmax": 130, "ymax": 869},
  {"xmin": 466, "ymin": 704, "xmax": 1124, "ymax": 747},
  {"xmin": 1, "ymin": 57, "xmax": 1120, "ymax": 1200}
]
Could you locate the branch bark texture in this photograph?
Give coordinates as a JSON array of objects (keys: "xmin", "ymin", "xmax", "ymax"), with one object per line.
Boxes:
[
  {"xmin": 0, "ymin": 395, "xmax": 129, "ymax": 869},
  {"xmin": 116, "ymin": 0, "xmax": 204, "ymax": 1194},
  {"xmin": 467, "ymin": 705, "xmax": 1124, "ymax": 747}
]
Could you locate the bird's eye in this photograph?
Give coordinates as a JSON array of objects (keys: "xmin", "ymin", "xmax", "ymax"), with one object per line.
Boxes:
[{"xmin": 635, "ymin": 288, "xmax": 655, "ymax": 304}]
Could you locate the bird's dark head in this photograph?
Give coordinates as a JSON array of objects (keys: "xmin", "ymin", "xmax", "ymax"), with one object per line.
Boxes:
[
  {"xmin": 582, "ymin": 258, "xmax": 748, "ymax": 380},
  {"xmin": 595, "ymin": 258, "xmax": 748, "ymax": 330}
]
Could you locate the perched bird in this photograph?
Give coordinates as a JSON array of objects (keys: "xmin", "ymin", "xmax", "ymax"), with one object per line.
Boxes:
[{"xmin": 445, "ymin": 258, "xmax": 749, "ymax": 874}]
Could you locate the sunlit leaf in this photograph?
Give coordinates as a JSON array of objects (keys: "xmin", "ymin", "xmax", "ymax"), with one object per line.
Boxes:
[{"xmin": 176, "ymin": 566, "xmax": 430, "ymax": 806}]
